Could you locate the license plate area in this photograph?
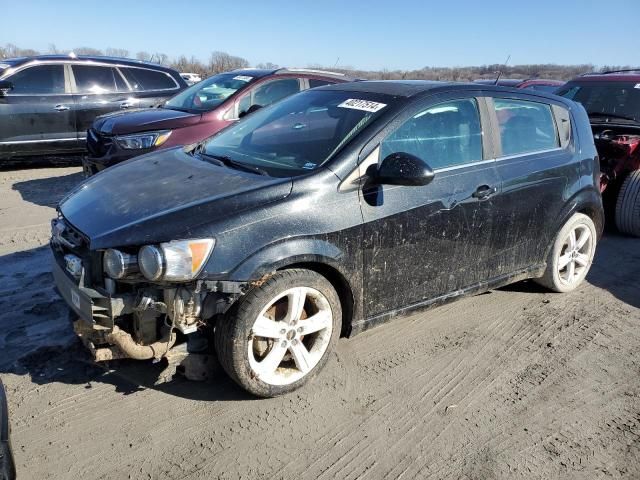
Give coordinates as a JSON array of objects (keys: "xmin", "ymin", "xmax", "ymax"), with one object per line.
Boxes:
[{"xmin": 52, "ymin": 257, "xmax": 96, "ymax": 324}]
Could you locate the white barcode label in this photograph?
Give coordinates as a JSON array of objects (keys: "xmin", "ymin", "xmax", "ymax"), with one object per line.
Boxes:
[{"xmin": 338, "ymin": 99, "xmax": 387, "ymax": 112}]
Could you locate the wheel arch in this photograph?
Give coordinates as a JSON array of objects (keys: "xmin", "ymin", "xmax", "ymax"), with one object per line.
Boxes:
[
  {"xmin": 542, "ymin": 187, "xmax": 604, "ymax": 263},
  {"xmin": 227, "ymin": 238, "xmax": 358, "ymax": 337},
  {"xmin": 277, "ymin": 261, "xmax": 354, "ymax": 338}
]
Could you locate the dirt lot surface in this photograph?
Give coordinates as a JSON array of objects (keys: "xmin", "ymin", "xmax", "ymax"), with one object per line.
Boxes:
[{"xmin": 1, "ymin": 166, "xmax": 639, "ymax": 479}]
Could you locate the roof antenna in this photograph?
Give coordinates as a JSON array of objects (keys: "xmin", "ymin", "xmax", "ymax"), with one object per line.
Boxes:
[
  {"xmin": 494, "ymin": 54, "xmax": 511, "ymax": 85},
  {"xmin": 333, "ymin": 57, "xmax": 340, "ymax": 68}
]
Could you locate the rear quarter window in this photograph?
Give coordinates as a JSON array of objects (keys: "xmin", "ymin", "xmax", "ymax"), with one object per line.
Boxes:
[
  {"xmin": 120, "ymin": 67, "xmax": 178, "ymax": 91},
  {"xmin": 493, "ymin": 98, "xmax": 559, "ymax": 156},
  {"xmin": 309, "ymin": 79, "xmax": 336, "ymax": 88}
]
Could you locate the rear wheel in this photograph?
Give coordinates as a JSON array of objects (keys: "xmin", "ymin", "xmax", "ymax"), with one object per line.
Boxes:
[
  {"xmin": 615, "ymin": 170, "xmax": 640, "ymax": 237},
  {"xmin": 535, "ymin": 213, "xmax": 597, "ymax": 293},
  {"xmin": 215, "ymin": 269, "xmax": 341, "ymax": 397}
]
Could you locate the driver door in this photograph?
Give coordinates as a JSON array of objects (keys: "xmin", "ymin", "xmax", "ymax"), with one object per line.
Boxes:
[{"xmin": 360, "ymin": 94, "xmax": 501, "ymax": 319}]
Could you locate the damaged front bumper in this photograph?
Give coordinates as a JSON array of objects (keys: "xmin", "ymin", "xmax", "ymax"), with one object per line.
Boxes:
[{"xmin": 51, "ymin": 231, "xmax": 243, "ymax": 382}]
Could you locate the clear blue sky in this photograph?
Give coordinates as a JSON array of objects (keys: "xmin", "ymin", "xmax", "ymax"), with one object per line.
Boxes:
[{"xmin": 2, "ymin": 0, "xmax": 638, "ymax": 70}]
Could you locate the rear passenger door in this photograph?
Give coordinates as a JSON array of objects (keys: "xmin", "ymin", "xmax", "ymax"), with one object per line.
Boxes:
[
  {"xmin": 0, "ymin": 63, "xmax": 77, "ymax": 157},
  {"xmin": 486, "ymin": 94, "xmax": 576, "ymax": 275},
  {"xmin": 70, "ymin": 64, "xmax": 133, "ymax": 140}
]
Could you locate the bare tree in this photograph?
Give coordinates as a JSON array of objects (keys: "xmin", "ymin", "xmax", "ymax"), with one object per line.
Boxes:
[
  {"xmin": 152, "ymin": 52, "xmax": 168, "ymax": 65},
  {"xmin": 256, "ymin": 62, "xmax": 279, "ymax": 69},
  {"xmin": 135, "ymin": 51, "xmax": 152, "ymax": 62},
  {"xmin": 73, "ymin": 46, "xmax": 104, "ymax": 56},
  {"xmin": 106, "ymin": 47, "xmax": 129, "ymax": 58},
  {"xmin": 208, "ymin": 51, "xmax": 249, "ymax": 74}
]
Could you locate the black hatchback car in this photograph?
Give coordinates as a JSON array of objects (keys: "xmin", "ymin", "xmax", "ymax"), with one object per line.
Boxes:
[
  {"xmin": 51, "ymin": 81, "xmax": 602, "ymax": 397},
  {"xmin": 0, "ymin": 55, "xmax": 186, "ymax": 162}
]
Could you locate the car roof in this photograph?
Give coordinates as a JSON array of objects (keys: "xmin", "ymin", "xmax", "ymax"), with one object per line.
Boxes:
[
  {"xmin": 227, "ymin": 67, "xmax": 356, "ymax": 82},
  {"xmin": 318, "ymin": 79, "xmax": 563, "ymax": 97},
  {"xmin": 474, "ymin": 78, "xmax": 563, "ymax": 87},
  {"xmin": 569, "ymin": 72, "xmax": 640, "ymax": 83},
  {"xmin": 0, "ymin": 54, "xmax": 180, "ymax": 73}
]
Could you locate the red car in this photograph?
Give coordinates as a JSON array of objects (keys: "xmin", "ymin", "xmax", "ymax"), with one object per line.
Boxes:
[
  {"xmin": 557, "ymin": 70, "xmax": 640, "ymax": 236},
  {"xmin": 83, "ymin": 68, "xmax": 351, "ymax": 175}
]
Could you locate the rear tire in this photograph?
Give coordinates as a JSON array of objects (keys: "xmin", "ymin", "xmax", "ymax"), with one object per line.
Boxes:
[
  {"xmin": 615, "ymin": 170, "xmax": 640, "ymax": 237},
  {"xmin": 535, "ymin": 213, "xmax": 597, "ymax": 293},
  {"xmin": 215, "ymin": 269, "xmax": 341, "ymax": 398}
]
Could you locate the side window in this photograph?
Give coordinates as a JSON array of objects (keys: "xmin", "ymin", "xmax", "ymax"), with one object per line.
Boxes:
[
  {"xmin": 237, "ymin": 94, "xmax": 251, "ymax": 117},
  {"xmin": 8, "ymin": 65, "xmax": 65, "ymax": 94},
  {"xmin": 252, "ymin": 78, "xmax": 300, "ymax": 108},
  {"xmin": 380, "ymin": 98, "xmax": 483, "ymax": 170},
  {"xmin": 72, "ymin": 65, "xmax": 127, "ymax": 94},
  {"xmin": 309, "ymin": 79, "xmax": 335, "ymax": 88},
  {"xmin": 493, "ymin": 98, "xmax": 559, "ymax": 156},
  {"xmin": 120, "ymin": 68, "xmax": 177, "ymax": 91}
]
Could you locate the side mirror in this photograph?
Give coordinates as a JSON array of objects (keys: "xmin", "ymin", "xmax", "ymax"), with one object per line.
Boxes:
[
  {"xmin": 239, "ymin": 104, "xmax": 262, "ymax": 118},
  {"xmin": 0, "ymin": 80, "xmax": 13, "ymax": 95},
  {"xmin": 374, "ymin": 152, "xmax": 435, "ymax": 186}
]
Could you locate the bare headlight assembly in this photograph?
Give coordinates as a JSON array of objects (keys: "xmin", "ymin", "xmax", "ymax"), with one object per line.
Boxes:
[
  {"xmin": 103, "ymin": 249, "xmax": 138, "ymax": 279},
  {"xmin": 139, "ymin": 239, "xmax": 215, "ymax": 282},
  {"xmin": 115, "ymin": 130, "xmax": 172, "ymax": 149}
]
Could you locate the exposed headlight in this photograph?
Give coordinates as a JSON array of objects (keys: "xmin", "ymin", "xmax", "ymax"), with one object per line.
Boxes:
[
  {"xmin": 139, "ymin": 239, "xmax": 214, "ymax": 282},
  {"xmin": 115, "ymin": 130, "xmax": 172, "ymax": 150},
  {"xmin": 104, "ymin": 249, "xmax": 138, "ymax": 279}
]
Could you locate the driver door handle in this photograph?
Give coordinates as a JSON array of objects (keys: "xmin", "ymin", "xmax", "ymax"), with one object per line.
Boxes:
[
  {"xmin": 54, "ymin": 104, "xmax": 69, "ymax": 111},
  {"xmin": 472, "ymin": 185, "xmax": 497, "ymax": 199}
]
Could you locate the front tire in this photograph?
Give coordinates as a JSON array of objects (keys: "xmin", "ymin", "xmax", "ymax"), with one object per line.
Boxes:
[
  {"xmin": 535, "ymin": 213, "xmax": 597, "ymax": 293},
  {"xmin": 215, "ymin": 269, "xmax": 342, "ymax": 397},
  {"xmin": 615, "ymin": 170, "xmax": 640, "ymax": 237}
]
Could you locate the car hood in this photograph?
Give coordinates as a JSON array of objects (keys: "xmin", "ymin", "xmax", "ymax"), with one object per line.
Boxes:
[
  {"xmin": 93, "ymin": 107, "xmax": 202, "ymax": 135},
  {"xmin": 59, "ymin": 148, "xmax": 293, "ymax": 249}
]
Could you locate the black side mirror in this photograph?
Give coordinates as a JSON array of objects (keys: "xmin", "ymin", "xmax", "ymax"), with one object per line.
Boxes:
[
  {"xmin": 239, "ymin": 104, "xmax": 262, "ymax": 119},
  {"xmin": 0, "ymin": 80, "xmax": 13, "ymax": 95},
  {"xmin": 375, "ymin": 152, "xmax": 435, "ymax": 186}
]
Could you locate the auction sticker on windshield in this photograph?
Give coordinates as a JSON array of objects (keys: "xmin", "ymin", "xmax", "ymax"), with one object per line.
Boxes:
[
  {"xmin": 233, "ymin": 75, "xmax": 253, "ymax": 82},
  {"xmin": 338, "ymin": 99, "xmax": 387, "ymax": 113}
]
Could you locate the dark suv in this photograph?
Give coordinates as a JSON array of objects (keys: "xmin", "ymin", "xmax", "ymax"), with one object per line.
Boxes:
[
  {"xmin": 52, "ymin": 81, "xmax": 602, "ymax": 397},
  {"xmin": 556, "ymin": 71, "xmax": 640, "ymax": 236},
  {"xmin": 83, "ymin": 68, "xmax": 351, "ymax": 175},
  {"xmin": 0, "ymin": 55, "xmax": 187, "ymax": 163}
]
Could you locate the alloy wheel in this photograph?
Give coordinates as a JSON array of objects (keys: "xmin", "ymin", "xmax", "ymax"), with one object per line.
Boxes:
[{"xmin": 247, "ymin": 287, "xmax": 333, "ymax": 386}]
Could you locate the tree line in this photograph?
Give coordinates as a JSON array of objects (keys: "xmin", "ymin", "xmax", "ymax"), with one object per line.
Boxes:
[{"xmin": 1, "ymin": 43, "xmax": 637, "ymax": 81}]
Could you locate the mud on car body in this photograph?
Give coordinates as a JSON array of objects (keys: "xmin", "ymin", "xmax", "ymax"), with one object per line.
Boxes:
[{"xmin": 52, "ymin": 81, "xmax": 603, "ymax": 397}]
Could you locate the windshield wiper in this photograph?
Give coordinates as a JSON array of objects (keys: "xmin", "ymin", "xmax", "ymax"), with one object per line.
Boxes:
[
  {"xmin": 588, "ymin": 112, "xmax": 637, "ymax": 122},
  {"xmin": 197, "ymin": 151, "xmax": 270, "ymax": 176}
]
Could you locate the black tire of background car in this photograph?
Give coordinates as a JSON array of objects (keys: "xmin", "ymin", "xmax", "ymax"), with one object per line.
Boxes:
[
  {"xmin": 534, "ymin": 213, "xmax": 597, "ymax": 293},
  {"xmin": 615, "ymin": 170, "xmax": 640, "ymax": 237},
  {"xmin": 215, "ymin": 269, "xmax": 342, "ymax": 398}
]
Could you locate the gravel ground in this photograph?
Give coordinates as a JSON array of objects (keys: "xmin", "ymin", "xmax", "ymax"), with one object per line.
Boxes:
[{"xmin": 0, "ymin": 166, "xmax": 638, "ymax": 479}]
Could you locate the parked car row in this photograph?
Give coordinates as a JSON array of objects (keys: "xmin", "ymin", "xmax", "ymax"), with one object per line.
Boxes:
[
  {"xmin": 1, "ymin": 53, "xmax": 637, "ymax": 397},
  {"xmin": 179, "ymin": 72, "xmax": 202, "ymax": 85},
  {"xmin": 83, "ymin": 67, "xmax": 351, "ymax": 174},
  {"xmin": 52, "ymin": 80, "xmax": 604, "ymax": 397},
  {"xmin": 0, "ymin": 55, "xmax": 187, "ymax": 161}
]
